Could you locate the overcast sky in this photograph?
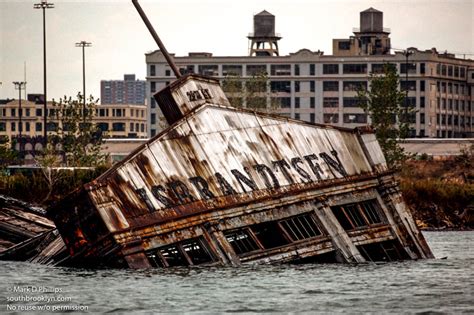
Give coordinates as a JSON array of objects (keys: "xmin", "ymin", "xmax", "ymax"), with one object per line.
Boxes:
[{"xmin": 1, "ymin": 0, "xmax": 473, "ymax": 101}]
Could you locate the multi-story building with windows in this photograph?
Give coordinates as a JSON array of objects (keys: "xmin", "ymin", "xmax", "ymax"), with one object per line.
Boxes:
[
  {"xmin": 0, "ymin": 95, "xmax": 147, "ymax": 152},
  {"xmin": 145, "ymin": 8, "xmax": 474, "ymax": 138},
  {"xmin": 100, "ymin": 74, "xmax": 146, "ymax": 105}
]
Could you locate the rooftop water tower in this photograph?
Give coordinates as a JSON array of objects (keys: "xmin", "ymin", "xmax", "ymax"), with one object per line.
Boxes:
[{"xmin": 248, "ymin": 10, "xmax": 281, "ymax": 56}]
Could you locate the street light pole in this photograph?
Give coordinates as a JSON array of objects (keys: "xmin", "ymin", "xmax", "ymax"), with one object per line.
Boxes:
[
  {"xmin": 13, "ymin": 81, "xmax": 27, "ymax": 156},
  {"xmin": 34, "ymin": 0, "xmax": 54, "ymax": 145},
  {"xmin": 75, "ymin": 41, "xmax": 92, "ymax": 123}
]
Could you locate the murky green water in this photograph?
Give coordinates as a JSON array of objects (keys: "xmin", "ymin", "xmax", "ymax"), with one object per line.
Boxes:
[{"xmin": 1, "ymin": 231, "xmax": 473, "ymax": 313}]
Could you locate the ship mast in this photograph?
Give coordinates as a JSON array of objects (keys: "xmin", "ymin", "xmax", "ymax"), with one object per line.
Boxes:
[{"xmin": 131, "ymin": 0, "xmax": 181, "ymax": 79}]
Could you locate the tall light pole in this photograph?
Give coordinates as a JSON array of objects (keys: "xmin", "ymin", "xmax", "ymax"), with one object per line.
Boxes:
[
  {"xmin": 13, "ymin": 81, "xmax": 27, "ymax": 156},
  {"xmin": 75, "ymin": 41, "xmax": 92, "ymax": 123},
  {"xmin": 34, "ymin": 0, "xmax": 54, "ymax": 145}
]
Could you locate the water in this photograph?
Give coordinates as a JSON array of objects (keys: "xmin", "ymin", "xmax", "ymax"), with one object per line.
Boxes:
[{"xmin": 1, "ymin": 231, "xmax": 473, "ymax": 313}]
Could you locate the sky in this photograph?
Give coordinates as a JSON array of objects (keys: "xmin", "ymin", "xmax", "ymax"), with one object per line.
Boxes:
[{"xmin": 0, "ymin": 0, "xmax": 473, "ymax": 101}]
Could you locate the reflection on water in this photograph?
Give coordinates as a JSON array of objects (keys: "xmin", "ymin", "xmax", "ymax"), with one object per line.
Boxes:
[{"xmin": 1, "ymin": 232, "xmax": 473, "ymax": 313}]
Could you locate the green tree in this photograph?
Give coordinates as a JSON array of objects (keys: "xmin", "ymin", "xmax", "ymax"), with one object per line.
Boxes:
[
  {"xmin": 0, "ymin": 136, "xmax": 18, "ymax": 169},
  {"xmin": 222, "ymin": 72, "xmax": 279, "ymax": 114},
  {"xmin": 48, "ymin": 93, "xmax": 108, "ymax": 167},
  {"xmin": 358, "ymin": 64, "xmax": 410, "ymax": 168}
]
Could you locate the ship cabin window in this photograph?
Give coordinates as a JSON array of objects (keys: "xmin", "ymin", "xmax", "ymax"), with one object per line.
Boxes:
[
  {"xmin": 331, "ymin": 199, "xmax": 384, "ymax": 231},
  {"xmin": 225, "ymin": 229, "xmax": 260, "ymax": 255},
  {"xmin": 224, "ymin": 213, "xmax": 324, "ymax": 256},
  {"xmin": 146, "ymin": 237, "xmax": 214, "ymax": 268},
  {"xmin": 280, "ymin": 213, "xmax": 322, "ymax": 241}
]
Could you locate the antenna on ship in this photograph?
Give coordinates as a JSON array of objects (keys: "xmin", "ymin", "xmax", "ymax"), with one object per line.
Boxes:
[{"xmin": 131, "ymin": 0, "xmax": 182, "ymax": 79}]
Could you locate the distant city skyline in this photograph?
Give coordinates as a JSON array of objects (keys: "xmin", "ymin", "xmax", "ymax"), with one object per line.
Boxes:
[{"xmin": 1, "ymin": 0, "xmax": 473, "ymax": 101}]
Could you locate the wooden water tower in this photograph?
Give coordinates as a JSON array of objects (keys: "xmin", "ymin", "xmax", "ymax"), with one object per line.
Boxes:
[{"xmin": 248, "ymin": 10, "xmax": 281, "ymax": 57}]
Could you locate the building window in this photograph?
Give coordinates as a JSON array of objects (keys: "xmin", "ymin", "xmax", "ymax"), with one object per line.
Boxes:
[
  {"xmin": 270, "ymin": 81, "xmax": 291, "ymax": 93},
  {"xmin": 441, "ymin": 65, "xmax": 447, "ymax": 76},
  {"xmin": 420, "ymin": 113, "xmax": 425, "ymax": 124},
  {"xmin": 343, "ymin": 97, "xmax": 360, "ymax": 107},
  {"xmin": 35, "ymin": 123, "xmax": 42, "ymax": 132},
  {"xmin": 448, "ymin": 66, "xmax": 453, "ymax": 77},
  {"xmin": 274, "ymin": 97, "xmax": 291, "ymax": 108},
  {"xmin": 11, "ymin": 122, "xmax": 16, "ymax": 131},
  {"xmin": 112, "ymin": 123, "xmax": 125, "ymax": 132},
  {"xmin": 324, "ymin": 114, "xmax": 339, "ymax": 123},
  {"xmin": 343, "ymin": 113, "xmax": 367, "ymax": 123},
  {"xmin": 310, "ymin": 113, "xmax": 315, "ymax": 123},
  {"xmin": 46, "ymin": 122, "xmax": 58, "ymax": 131},
  {"xmin": 179, "ymin": 65, "xmax": 194, "ymax": 75},
  {"xmin": 460, "ymin": 67, "xmax": 465, "ymax": 78},
  {"xmin": 295, "ymin": 97, "xmax": 300, "ymax": 108},
  {"xmin": 198, "ymin": 65, "xmax": 218, "ymax": 76},
  {"xmin": 25, "ymin": 122, "xmax": 30, "ymax": 132},
  {"xmin": 150, "ymin": 65, "xmax": 156, "ymax": 76},
  {"xmin": 310, "ymin": 97, "xmax": 315, "ymax": 108},
  {"xmin": 400, "ymin": 80, "xmax": 416, "ymax": 91},
  {"xmin": 420, "ymin": 97, "xmax": 425, "ymax": 108},
  {"xmin": 294, "ymin": 64, "xmax": 300, "ymax": 76},
  {"xmin": 165, "ymin": 69, "xmax": 171, "ymax": 76},
  {"xmin": 338, "ymin": 41, "xmax": 351, "ymax": 50},
  {"xmin": 420, "ymin": 63, "xmax": 425, "ymax": 74},
  {"xmin": 323, "ymin": 97, "xmax": 339, "ymax": 108},
  {"xmin": 323, "ymin": 81, "xmax": 339, "ymax": 91},
  {"xmin": 323, "ymin": 64, "xmax": 339, "ymax": 75},
  {"xmin": 151, "ymin": 113, "xmax": 156, "ymax": 125},
  {"xmin": 0, "ymin": 122, "xmax": 5, "ymax": 132},
  {"xmin": 343, "ymin": 81, "xmax": 367, "ymax": 91},
  {"xmin": 343, "ymin": 64, "xmax": 367, "ymax": 74},
  {"xmin": 310, "ymin": 81, "xmax": 315, "ymax": 92},
  {"xmin": 11, "ymin": 109, "xmax": 16, "ymax": 117},
  {"xmin": 310, "ymin": 64, "xmax": 315, "ymax": 76},
  {"xmin": 97, "ymin": 123, "xmax": 108, "ymax": 131},
  {"xmin": 151, "ymin": 98, "xmax": 156, "ymax": 109},
  {"xmin": 454, "ymin": 66, "xmax": 459, "ymax": 77},
  {"xmin": 294, "ymin": 81, "xmax": 300, "ymax": 93},
  {"xmin": 26, "ymin": 109, "xmax": 30, "ymax": 117},
  {"xmin": 294, "ymin": 113, "xmax": 300, "ymax": 120},
  {"xmin": 247, "ymin": 65, "xmax": 267, "ymax": 76},
  {"xmin": 370, "ymin": 63, "xmax": 395, "ymax": 74},
  {"xmin": 400, "ymin": 63, "xmax": 416, "ymax": 74},
  {"xmin": 222, "ymin": 65, "xmax": 243, "ymax": 76},
  {"xmin": 270, "ymin": 64, "xmax": 291, "ymax": 76},
  {"xmin": 151, "ymin": 81, "xmax": 156, "ymax": 92},
  {"xmin": 420, "ymin": 80, "xmax": 425, "ymax": 92}
]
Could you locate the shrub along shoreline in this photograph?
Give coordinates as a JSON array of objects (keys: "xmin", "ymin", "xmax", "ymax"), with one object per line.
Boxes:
[{"xmin": 399, "ymin": 156, "xmax": 473, "ymax": 230}]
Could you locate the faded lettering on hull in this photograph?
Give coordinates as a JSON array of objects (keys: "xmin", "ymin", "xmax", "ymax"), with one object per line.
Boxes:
[{"xmin": 134, "ymin": 150, "xmax": 348, "ymax": 211}]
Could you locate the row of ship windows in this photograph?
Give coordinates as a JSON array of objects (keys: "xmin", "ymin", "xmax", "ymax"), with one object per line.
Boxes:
[
  {"xmin": 145, "ymin": 199, "xmax": 385, "ymax": 267},
  {"xmin": 150, "ymin": 63, "xmax": 469, "ymax": 78}
]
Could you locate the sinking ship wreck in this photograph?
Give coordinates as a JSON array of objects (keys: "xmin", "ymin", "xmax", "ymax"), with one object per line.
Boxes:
[{"xmin": 47, "ymin": 0, "xmax": 433, "ymax": 268}]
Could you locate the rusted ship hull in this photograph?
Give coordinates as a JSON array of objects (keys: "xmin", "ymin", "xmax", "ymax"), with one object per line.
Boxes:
[{"xmin": 48, "ymin": 74, "xmax": 433, "ymax": 268}]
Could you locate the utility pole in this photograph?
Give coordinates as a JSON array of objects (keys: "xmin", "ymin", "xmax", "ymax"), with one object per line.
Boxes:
[
  {"xmin": 13, "ymin": 81, "xmax": 27, "ymax": 157},
  {"xmin": 75, "ymin": 41, "xmax": 92, "ymax": 123},
  {"xmin": 34, "ymin": 0, "xmax": 54, "ymax": 145}
]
